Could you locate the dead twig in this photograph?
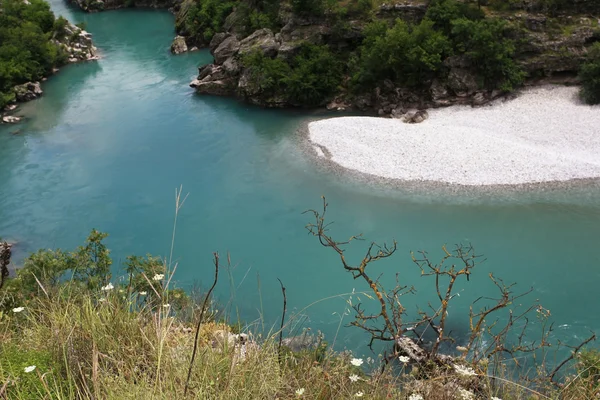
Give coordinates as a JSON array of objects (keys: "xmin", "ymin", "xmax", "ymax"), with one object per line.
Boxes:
[{"xmin": 184, "ymin": 252, "xmax": 220, "ymax": 397}]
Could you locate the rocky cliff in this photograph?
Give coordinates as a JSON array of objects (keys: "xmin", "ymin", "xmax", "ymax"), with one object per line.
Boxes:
[{"xmin": 186, "ymin": 1, "xmax": 599, "ymax": 115}]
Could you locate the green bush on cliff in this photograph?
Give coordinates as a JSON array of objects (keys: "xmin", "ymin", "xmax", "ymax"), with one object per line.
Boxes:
[
  {"xmin": 0, "ymin": 0, "xmax": 65, "ymax": 108},
  {"xmin": 184, "ymin": 0, "xmax": 237, "ymax": 43},
  {"xmin": 580, "ymin": 42, "xmax": 600, "ymax": 105},
  {"xmin": 242, "ymin": 44, "xmax": 342, "ymax": 106},
  {"xmin": 283, "ymin": 43, "xmax": 343, "ymax": 106},
  {"xmin": 451, "ymin": 18, "xmax": 524, "ymax": 91},
  {"xmin": 351, "ymin": 19, "xmax": 453, "ymax": 89},
  {"xmin": 425, "ymin": 0, "xmax": 484, "ymax": 35}
]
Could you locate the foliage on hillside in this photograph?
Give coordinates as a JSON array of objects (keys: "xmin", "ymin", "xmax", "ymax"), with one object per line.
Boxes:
[
  {"xmin": 351, "ymin": 0, "xmax": 524, "ymax": 92},
  {"xmin": 580, "ymin": 42, "xmax": 600, "ymax": 105},
  {"xmin": 0, "ymin": 0, "xmax": 67, "ymax": 109},
  {"xmin": 242, "ymin": 43, "xmax": 343, "ymax": 107}
]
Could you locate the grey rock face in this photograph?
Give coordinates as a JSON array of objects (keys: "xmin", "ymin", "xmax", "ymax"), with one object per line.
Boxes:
[
  {"xmin": 14, "ymin": 82, "xmax": 43, "ymax": 102},
  {"xmin": 447, "ymin": 68, "xmax": 479, "ymax": 96},
  {"xmin": 213, "ymin": 36, "xmax": 240, "ymax": 64},
  {"xmin": 238, "ymin": 29, "xmax": 279, "ymax": 57}
]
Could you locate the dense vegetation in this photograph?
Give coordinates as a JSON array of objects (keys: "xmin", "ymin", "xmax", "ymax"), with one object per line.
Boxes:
[
  {"xmin": 234, "ymin": 0, "xmax": 524, "ymax": 107},
  {"xmin": 351, "ymin": 0, "xmax": 524, "ymax": 92},
  {"xmin": 242, "ymin": 43, "xmax": 343, "ymax": 107},
  {"xmin": 580, "ymin": 42, "xmax": 600, "ymax": 105},
  {"xmin": 0, "ymin": 0, "xmax": 66, "ymax": 109}
]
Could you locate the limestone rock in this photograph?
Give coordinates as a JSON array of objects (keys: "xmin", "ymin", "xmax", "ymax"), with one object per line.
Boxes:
[
  {"xmin": 209, "ymin": 32, "xmax": 231, "ymax": 50},
  {"xmin": 238, "ymin": 29, "xmax": 279, "ymax": 58},
  {"xmin": 447, "ymin": 68, "xmax": 479, "ymax": 96},
  {"xmin": 14, "ymin": 82, "xmax": 42, "ymax": 102},
  {"xmin": 170, "ymin": 35, "xmax": 188, "ymax": 54},
  {"xmin": 401, "ymin": 109, "xmax": 429, "ymax": 124},
  {"xmin": 2, "ymin": 116, "xmax": 21, "ymax": 124},
  {"xmin": 213, "ymin": 35, "xmax": 240, "ymax": 64}
]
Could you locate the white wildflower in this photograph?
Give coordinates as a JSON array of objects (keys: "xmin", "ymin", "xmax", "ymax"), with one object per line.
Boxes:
[
  {"xmin": 349, "ymin": 374, "xmax": 359, "ymax": 382},
  {"xmin": 12, "ymin": 307, "xmax": 24, "ymax": 313},
  {"xmin": 101, "ymin": 283, "xmax": 114, "ymax": 291},
  {"xmin": 152, "ymin": 274, "xmax": 164, "ymax": 281},
  {"xmin": 295, "ymin": 388, "xmax": 305, "ymax": 396},
  {"xmin": 139, "ymin": 291, "xmax": 147, "ymax": 296},
  {"xmin": 456, "ymin": 345, "xmax": 468, "ymax": 352},
  {"xmin": 491, "ymin": 397, "xmax": 502, "ymax": 400},
  {"xmin": 163, "ymin": 304, "xmax": 170, "ymax": 308},
  {"xmin": 459, "ymin": 388, "xmax": 475, "ymax": 400},
  {"xmin": 24, "ymin": 365, "xmax": 36, "ymax": 373},
  {"xmin": 454, "ymin": 364, "xmax": 477, "ymax": 376},
  {"xmin": 399, "ymin": 355, "xmax": 410, "ymax": 364},
  {"xmin": 355, "ymin": 392, "xmax": 364, "ymax": 397},
  {"xmin": 350, "ymin": 358, "xmax": 363, "ymax": 367},
  {"xmin": 409, "ymin": 394, "xmax": 424, "ymax": 400}
]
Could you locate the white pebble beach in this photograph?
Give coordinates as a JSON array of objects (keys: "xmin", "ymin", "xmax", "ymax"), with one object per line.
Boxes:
[{"xmin": 309, "ymin": 86, "xmax": 600, "ymax": 186}]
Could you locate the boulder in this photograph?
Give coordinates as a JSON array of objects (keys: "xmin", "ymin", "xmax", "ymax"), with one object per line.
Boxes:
[
  {"xmin": 170, "ymin": 35, "xmax": 188, "ymax": 54},
  {"xmin": 238, "ymin": 29, "xmax": 279, "ymax": 58},
  {"xmin": 401, "ymin": 109, "xmax": 429, "ymax": 124},
  {"xmin": 209, "ymin": 32, "xmax": 231, "ymax": 50},
  {"xmin": 14, "ymin": 82, "xmax": 43, "ymax": 102},
  {"xmin": 2, "ymin": 116, "xmax": 21, "ymax": 124},
  {"xmin": 213, "ymin": 35, "xmax": 240, "ymax": 64},
  {"xmin": 447, "ymin": 68, "xmax": 478, "ymax": 96}
]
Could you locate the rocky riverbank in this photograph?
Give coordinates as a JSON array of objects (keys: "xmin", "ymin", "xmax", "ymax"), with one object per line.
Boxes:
[
  {"xmin": 185, "ymin": 1, "xmax": 599, "ymax": 115},
  {"xmin": 307, "ymin": 86, "xmax": 600, "ymax": 186},
  {"xmin": 1, "ymin": 22, "xmax": 98, "ymax": 125}
]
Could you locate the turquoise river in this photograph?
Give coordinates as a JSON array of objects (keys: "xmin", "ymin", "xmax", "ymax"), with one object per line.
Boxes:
[{"xmin": 1, "ymin": 3, "xmax": 599, "ymax": 359}]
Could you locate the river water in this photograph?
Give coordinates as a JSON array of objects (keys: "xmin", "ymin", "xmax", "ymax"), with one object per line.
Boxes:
[{"xmin": 1, "ymin": 5, "xmax": 599, "ymax": 357}]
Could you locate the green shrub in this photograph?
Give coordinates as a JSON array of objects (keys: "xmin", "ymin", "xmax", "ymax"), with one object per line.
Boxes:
[
  {"xmin": 0, "ymin": 0, "xmax": 63, "ymax": 108},
  {"xmin": 242, "ymin": 44, "xmax": 342, "ymax": 107},
  {"xmin": 283, "ymin": 44, "xmax": 343, "ymax": 106},
  {"xmin": 291, "ymin": 0, "xmax": 326, "ymax": 16},
  {"xmin": 425, "ymin": 0, "xmax": 484, "ymax": 35},
  {"xmin": 351, "ymin": 19, "xmax": 452, "ymax": 89},
  {"xmin": 241, "ymin": 50, "xmax": 291, "ymax": 97},
  {"xmin": 580, "ymin": 43, "xmax": 600, "ymax": 105},
  {"xmin": 184, "ymin": 0, "xmax": 238, "ymax": 43},
  {"xmin": 451, "ymin": 18, "xmax": 524, "ymax": 90}
]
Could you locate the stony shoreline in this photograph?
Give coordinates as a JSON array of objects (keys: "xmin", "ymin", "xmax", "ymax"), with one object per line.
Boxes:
[
  {"xmin": 304, "ymin": 85, "xmax": 600, "ymax": 190},
  {"xmin": 1, "ymin": 22, "xmax": 98, "ymax": 125}
]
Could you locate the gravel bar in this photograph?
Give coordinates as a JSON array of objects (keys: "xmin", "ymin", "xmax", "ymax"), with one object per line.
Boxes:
[{"xmin": 308, "ymin": 86, "xmax": 600, "ymax": 186}]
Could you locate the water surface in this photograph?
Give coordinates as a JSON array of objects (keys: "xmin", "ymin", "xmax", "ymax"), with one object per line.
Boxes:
[{"xmin": 1, "ymin": 4, "xmax": 599, "ymax": 359}]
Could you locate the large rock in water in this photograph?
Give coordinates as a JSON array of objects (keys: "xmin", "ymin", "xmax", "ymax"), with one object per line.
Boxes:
[
  {"xmin": 14, "ymin": 82, "xmax": 43, "ymax": 102},
  {"xmin": 170, "ymin": 35, "xmax": 188, "ymax": 54}
]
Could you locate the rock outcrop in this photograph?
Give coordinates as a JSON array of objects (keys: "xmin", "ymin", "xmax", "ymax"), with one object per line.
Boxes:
[
  {"xmin": 14, "ymin": 82, "xmax": 43, "ymax": 102},
  {"xmin": 170, "ymin": 35, "xmax": 188, "ymax": 54},
  {"xmin": 185, "ymin": 1, "xmax": 598, "ymax": 115},
  {"xmin": 54, "ymin": 22, "xmax": 98, "ymax": 63}
]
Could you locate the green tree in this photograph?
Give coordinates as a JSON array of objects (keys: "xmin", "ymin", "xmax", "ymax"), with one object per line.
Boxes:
[{"xmin": 451, "ymin": 18, "xmax": 524, "ymax": 90}]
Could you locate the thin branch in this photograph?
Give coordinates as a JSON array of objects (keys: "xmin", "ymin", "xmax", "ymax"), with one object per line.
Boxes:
[
  {"xmin": 277, "ymin": 278, "xmax": 287, "ymax": 364},
  {"xmin": 184, "ymin": 252, "xmax": 220, "ymax": 397}
]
